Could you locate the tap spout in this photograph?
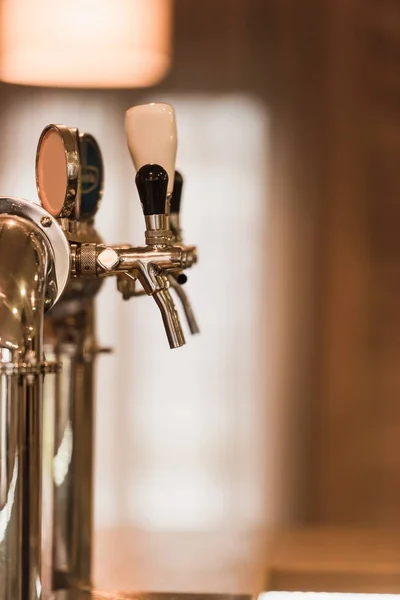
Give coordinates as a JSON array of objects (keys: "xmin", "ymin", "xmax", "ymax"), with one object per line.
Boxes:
[
  {"xmin": 153, "ymin": 288, "xmax": 185, "ymax": 349},
  {"xmin": 168, "ymin": 275, "xmax": 200, "ymax": 336}
]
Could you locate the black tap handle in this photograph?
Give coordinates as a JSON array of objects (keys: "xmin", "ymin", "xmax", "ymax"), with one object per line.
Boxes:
[
  {"xmin": 170, "ymin": 171, "xmax": 183, "ymax": 215},
  {"xmin": 135, "ymin": 164, "xmax": 168, "ymax": 216}
]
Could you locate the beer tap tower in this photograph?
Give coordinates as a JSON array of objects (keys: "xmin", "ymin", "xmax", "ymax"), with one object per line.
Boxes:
[{"xmin": 0, "ymin": 103, "xmax": 198, "ymax": 599}]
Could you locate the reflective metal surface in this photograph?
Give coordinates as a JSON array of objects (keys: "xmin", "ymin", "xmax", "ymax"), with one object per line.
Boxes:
[
  {"xmin": 0, "ymin": 201, "xmax": 69, "ymax": 600},
  {"xmin": 0, "ymin": 198, "xmax": 71, "ymax": 307},
  {"xmin": 144, "ymin": 215, "xmax": 173, "ymax": 246},
  {"xmin": 73, "ymin": 241, "xmax": 196, "ymax": 349},
  {"xmin": 168, "ymin": 276, "xmax": 200, "ymax": 336},
  {"xmin": 45, "ymin": 301, "xmax": 98, "ymax": 591},
  {"xmin": 153, "ymin": 288, "xmax": 186, "ymax": 348},
  {"xmin": 44, "ymin": 220, "xmax": 104, "ymax": 592},
  {"xmin": 169, "ymin": 214, "xmax": 182, "ymax": 244}
]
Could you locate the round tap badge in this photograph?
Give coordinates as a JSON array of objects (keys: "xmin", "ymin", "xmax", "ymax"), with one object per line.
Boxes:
[
  {"xmin": 79, "ymin": 133, "xmax": 104, "ymax": 221},
  {"xmin": 36, "ymin": 124, "xmax": 81, "ymax": 219}
]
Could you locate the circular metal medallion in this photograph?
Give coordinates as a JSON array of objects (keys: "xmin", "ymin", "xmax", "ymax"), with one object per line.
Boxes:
[{"xmin": 36, "ymin": 124, "xmax": 81, "ymax": 219}]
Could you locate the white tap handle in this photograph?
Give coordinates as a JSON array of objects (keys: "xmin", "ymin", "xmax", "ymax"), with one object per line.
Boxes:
[{"xmin": 125, "ymin": 102, "xmax": 177, "ymax": 196}]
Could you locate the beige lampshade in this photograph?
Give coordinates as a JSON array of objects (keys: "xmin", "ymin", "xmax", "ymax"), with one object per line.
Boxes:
[{"xmin": 0, "ymin": 0, "xmax": 173, "ymax": 88}]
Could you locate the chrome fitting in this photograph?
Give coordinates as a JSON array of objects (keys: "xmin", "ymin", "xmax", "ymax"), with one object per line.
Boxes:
[
  {"xmin": 169, "ymin": 213, "xmax": 183, "ymax": 243},
  {"xmin": 76, "ymin": 243, "xmax": 98, "ymax": 277},
  {"xmin": 145, "ymin": 228, "xmax": 174, "ymax": 246},
  {"xmin": 144, "ymin": 214, "xmax": 173, "ymax": 246}
]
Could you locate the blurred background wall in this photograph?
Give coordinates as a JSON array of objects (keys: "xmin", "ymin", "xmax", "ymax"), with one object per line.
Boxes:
[
  {"xmin": 0, "ymin": 0, "xmax": 286, "ymax": 532},
  {"xmin": 0, "ymin": 0, "xmax": 398, "ymax": 535}
]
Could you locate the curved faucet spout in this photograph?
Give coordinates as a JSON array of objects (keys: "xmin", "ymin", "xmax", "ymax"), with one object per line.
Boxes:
[{"xmin": 153, "ymin": 287, "xmax": 186, "ymax": 349}]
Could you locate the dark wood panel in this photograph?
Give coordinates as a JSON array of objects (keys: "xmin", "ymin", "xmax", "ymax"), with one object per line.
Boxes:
[{"xmin": 308, "ymin": 0, "xmax": 400, "ymax": 524}]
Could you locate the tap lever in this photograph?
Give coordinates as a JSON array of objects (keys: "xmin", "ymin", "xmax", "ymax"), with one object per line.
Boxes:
[
  {"xmin": 135, "ymin": 163, "xmax": 173, "ymax": 245},
  {"xmin": 170, "ymin": 170, "xmax": 183, "ymax": 215},
  {"xmin": 170, "ymin": 171, "xmax": 184, "ymax": 242},
  {"xmin": 135, "ymin": 164, "xmax": 168, "ymax": 216},
  {"xmin": 125, "ymin": 102, "xmax": 177, "ymax": 199}
]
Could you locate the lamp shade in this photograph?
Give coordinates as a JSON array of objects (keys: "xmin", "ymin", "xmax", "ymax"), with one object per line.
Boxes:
[{"xmin": 0, "ymin": 0, "xmax": 173, "ymax": 88}]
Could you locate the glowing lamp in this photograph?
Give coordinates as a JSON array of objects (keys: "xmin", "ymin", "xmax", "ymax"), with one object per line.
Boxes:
[{"xmin": 0, "ymin": 0, "xmax": 173, "ymax": 88}]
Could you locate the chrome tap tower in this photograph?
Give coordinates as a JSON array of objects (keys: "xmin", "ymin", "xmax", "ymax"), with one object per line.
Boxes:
[{"xmin": 0, "ymin": 103, "xmax": 198, "ymax": 599}]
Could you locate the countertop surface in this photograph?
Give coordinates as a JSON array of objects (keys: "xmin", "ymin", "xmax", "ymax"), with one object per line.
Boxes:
[
  {"xmin": 93, "ymin": 527, "xmax": 400, "ymax": 595},
  {"xmin": 94, "ymin": 528, "xmax": 266, "ymax": 595}
]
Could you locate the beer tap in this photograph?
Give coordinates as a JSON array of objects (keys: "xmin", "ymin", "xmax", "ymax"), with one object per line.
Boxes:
[
  {"xmin": 33, "ymin": 102, "xmax": 198, "ymax": 594},
  {"xmin": 0, "ymin": 102, "xmax": 198, "ymax": 599},
  {"xmin": 131, "ymin": 163, "xmax": 186, "ymax": 348},
  {"xmin": 168, "ymin": 171, "xmax": 200, "ymax": 335},
  {"xmin": 116, "ymin": 166, "xmax": 200, "ymax": 337},
  {"xmin": 121, "ymin": 103, "xmax": 199, "ymax": 339},
  {"xmin": 34, "ymin": 103, "xmax": 197, "ymax": 352}
]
